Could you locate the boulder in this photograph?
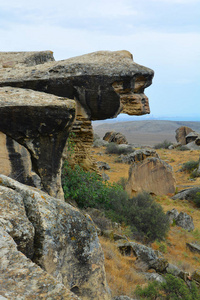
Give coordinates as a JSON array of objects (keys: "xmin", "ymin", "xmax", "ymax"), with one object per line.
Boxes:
[
  {"xmin": 126, "ymin": 157, "xmax": 176, "ymax": 196},
  {"xmin": 112, "ymin": 296, "xmax": 136, "ymax": 300},
  {"xmin": 191, "ymin": 270, "xmax": 200, "ymax": 284},
  {"xmin": 103, "ymin": 131, "xmax": 128, "ymax": 144},
  {"xmin": 144, "ymin": 272, "xmax": 166, "ymax": 283},
  {"xmin": 0, "ymin": 175, "xmax": 111, "ymax": 300},
  {"xmin": 172, "ymin": 187, "xmax": 200, "ymax": 201},
  {"xmin": 175, "ymin": 126, "xmax": 194, "ymax": 145},
  {"xmin": 0, "ymin": 228, "xmax": 80, "ymax": 300},
  {"xmin": 0, "ymin": 86, "xmax": 76, "ymax": 199}
]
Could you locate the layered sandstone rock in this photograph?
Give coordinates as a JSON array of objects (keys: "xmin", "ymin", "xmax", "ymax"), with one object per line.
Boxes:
[
  {"xmin": 0, "ymin": 86, "xmax": 76, "ymax": 199},
  {"xmin": 126, "ymin": 157, "xmax": 176, "ymax": 196},
  {"xmin": 0, "ymin": 50, "xmax": 153, "ymax": 170},
  {"xmin": 0, "ymin": 175, "xmax": 111, "ymax": 300}
]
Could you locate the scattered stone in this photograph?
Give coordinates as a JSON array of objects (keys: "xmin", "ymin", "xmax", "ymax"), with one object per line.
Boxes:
[
  {"xmin": 97, "ymin": 161, "xmax": 111, "ymax": 170},
  {"xmin": 101, "ymin": 172, "xmax": 110, "ymax": 181},
  {"xmin": 126, "ymin": 157, "xmax": 176, "ymax": 196},
  {"xmin": 172, "ymin": 187, "xmax": 200, "ymax": 201},
  {"xmin": 112, "ymin": 296, "xmax": 136, "ymax": 300}
]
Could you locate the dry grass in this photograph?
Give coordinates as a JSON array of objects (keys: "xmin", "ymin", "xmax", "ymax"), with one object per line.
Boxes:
[{"xmin": 92, "ymin": 145, "xmax": 200, "ymax": 296}]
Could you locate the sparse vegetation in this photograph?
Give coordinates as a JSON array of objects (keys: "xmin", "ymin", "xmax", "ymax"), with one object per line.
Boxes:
[
  {"xmin": 135, "ymin": 274, "xmax": 200, "ymax": 300},
  {"xmin": 105, "ymin": 142, "xmax": 133, "ymax": 155},
  {"xmin": 180, "ymin": 160, "xmax": 200, "ymax": 179},
  {"xmin": 154, "ymin": 139, "xmax": 173, "ymax": 149},
  {"xmin": 62, "ymin": 162, "xmax": 169, "ymax": 243}
]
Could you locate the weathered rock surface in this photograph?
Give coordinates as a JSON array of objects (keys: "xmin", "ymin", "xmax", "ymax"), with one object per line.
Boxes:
[
  {"xmin": 116, "ymin": 240, "xmax": 168, "ymax": 273},
  {"xmin": 0, "ymin": 228, "xmax": 80, "ymax": 300},
  {"xmin": 172, "ymin": 187, "xmax": 200, "ymax": 201},
  {"xmin": 0, "ymin": 50, "xmax": 153, "ymax": 171},
  {"xmin": 103, "ymin": 131, "xmax": 128, "ymax": 144},
  {"xmin": 175, "ymin": 212, "xmax": 194, "ymax": 231},
  {"xmin": 166, "ymin": 208, "xmax": 194, "ymax": 231},
  {"xmin": 0, "ymin": 175, "xmax": 111, "ymax": 300},
  {"xmin": 0, "ymin": 86, "xmax": 76, "ymax": 198},
  {"xmin": 126, "ymin": 157, "xmax": 176, "ymax": 196},
  {"xmin": 97, "ymin": 161, "xmax": 111, "ymax": 170},
  {"xmin": 186, "ymin": 131, "xmax": 200, "ymax": 144},
  {"xmin": 175, "ymin": 126, "xmax": 194, "ymax": 145},
  {"xmin": 119, "ymin": 149, "xmax": 158, "ymax": 164}
]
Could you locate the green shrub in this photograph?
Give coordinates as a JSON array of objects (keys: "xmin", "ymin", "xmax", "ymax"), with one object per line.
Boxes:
[
  {"xmin": 135, "ymin": 274, "xmax": 200, "ymax": 300},
  {"xmin": 126, "ymin": 192, "xmax": 169, "ymax": 243},
  {"xmin": 62, "ymin": 163, "xmax": 169, "ymax": 242},
  {"xmin": 116, "ymin": 177, "xmax": 128, "ymax": 190},
  {"xmin": 154, "ymin": 140, "xmax": 173, "ymax": 149},
  {"xmin": 105, "ymin": 142, "xmax": 133, "ymax": 155},
  {"xmin": 176, "ymin": 145, "xmax": 190, "ymax": 151},
  {"xmin": 180, "ymin": 160, "xmax": 199, "ymax": 172},
  {"xmin": 193, "ymin": 192, "xmax": 200, "ymax": 208}
]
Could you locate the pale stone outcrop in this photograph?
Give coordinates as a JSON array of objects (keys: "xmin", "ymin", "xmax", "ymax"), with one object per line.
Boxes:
[
  {"xmin": 0, "ymin": 175, "xmax": 111, "ymax": 300},
  {"xmin": 0, "ymin": 228, "xmax": 80, "ymax": 300},
  {"xmin": 126, "ymin": 157, "xmax": 176, "ymax": 196},
  {"xmin": 0, "ymin": 86, "xmax": 76, "ymax": 198},
  {"xmin": 0, "ymin": 50, "xmax": 154, "ymax": 170}
]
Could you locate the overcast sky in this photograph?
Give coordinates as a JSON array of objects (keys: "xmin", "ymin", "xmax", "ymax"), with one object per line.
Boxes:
[{"xmin": 1, "ymin": 0, "xmax": 200, "ymax": 121}]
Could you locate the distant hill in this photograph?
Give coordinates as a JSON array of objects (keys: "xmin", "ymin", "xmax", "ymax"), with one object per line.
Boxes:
[{"xmin": 93, "ymin": 120, "xmax": 200, "ymax": 146}]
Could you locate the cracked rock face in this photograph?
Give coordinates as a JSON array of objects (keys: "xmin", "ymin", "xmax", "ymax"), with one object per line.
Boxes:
[
  {"xmin": 0, "ymin": 86, "xmax": 76, "ymax": 198},
  {"xmin": 0, "ymin": 175, "xmax": 111, "ymax": 300}
]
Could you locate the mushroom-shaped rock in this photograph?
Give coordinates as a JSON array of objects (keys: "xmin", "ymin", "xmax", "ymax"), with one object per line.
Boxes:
[{"xmin": 0, "ymin": 87, "xmax": 76, "ymax": 198}]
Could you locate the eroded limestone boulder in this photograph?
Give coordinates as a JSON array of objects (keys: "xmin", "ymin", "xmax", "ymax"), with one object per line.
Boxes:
[
  {"xmin": 126, "ymin": 157, "xmax": 176, "ymax": 196},
  {"xmin": 0, "ymin": 174, "xmax": 111, "ymax": 300},
  {"xmin": 0, "ymin": 87, "xmax": 76, "ymax": 198}
]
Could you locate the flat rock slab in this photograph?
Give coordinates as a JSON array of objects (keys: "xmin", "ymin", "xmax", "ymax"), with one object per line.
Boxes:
[{"xmin": 0, "ymin": 50, "xmax": 154, "ymax": 120}]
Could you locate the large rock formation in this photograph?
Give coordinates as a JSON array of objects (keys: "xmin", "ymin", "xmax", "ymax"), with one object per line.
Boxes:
[
  {"xmin": 0, "ymin": 50, "xmax": 154, "ymax": 171},
  {"xmin": 175, "ymin": 126, "xmax": 194, "ymax": 145},
  {"xmin": 126, "ymin": 157, "xmax": 176, "ymax": 196},
  {"xmin": 0, "ymin": 174, "xmax": 111, "ymax": 300},
  {"xmin": 103, "ymin": 131, "xmax": 128, "ymax": 144},
  {"xmin": 0, "ymin": 86, "xmax": 76, "ymax": 199}
]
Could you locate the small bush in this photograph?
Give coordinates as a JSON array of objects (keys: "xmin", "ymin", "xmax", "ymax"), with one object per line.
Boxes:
[
  {"xmin": 176, "ymin": 145, "xmax": 190, "ymax": 151},
  {"xmin": 180, "ymin": 160, "xmax": 199, "ymax": 172},
  {"xmin": 105, "ymin": 142, "xmax": 133, "ymax": 155},
  {"xmin": 193, "ymin": 192, "xmax": 200, "ymax": 208},
  {"xmin": 126, "ymin": 192, "xmax": 169, "ymax": 243},
  {"xmin": 135, "ymin": 274, "xmax": 200, "ymax": 300},
  {"xmin": 154, "ymin": 140, "xmax": 173, "ymax": 149},
  {"xmin": 116, "ymin": 177, "xmax": 128, "ymax": 190}
]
